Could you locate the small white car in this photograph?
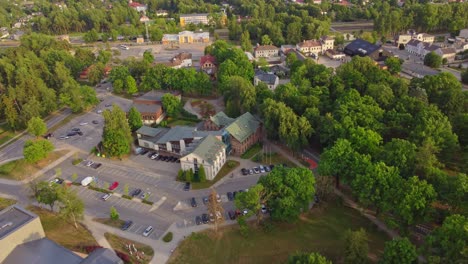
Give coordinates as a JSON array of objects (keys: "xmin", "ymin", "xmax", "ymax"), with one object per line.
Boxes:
[
  {"xmin": 101, "ymin": 193, "xmax": 112, "ymax": 201},
  {"xmin": 120, "ymin": 44, "xmax": 129, "ymax": 50},
  {"xmin": 261, "ymin": 204, "xmax": 267, "ymax": 214},
  {"xmin": 85, "ymin": 160, "xmax": 94, "ymax": 167},
  {"xmin": 142, "ymin": 226, "xmax": 153, "ymax": 237},
  {"xmin": 81, "ymin": 176, "xmax": 94, "ymax": 186},
  {"xmin": 79, "ymin": 122, "xmax": 88, "ymax": 126},
  {"xmin": 97, "ymin": 110, "xmax": 103, "ymax": 114}
]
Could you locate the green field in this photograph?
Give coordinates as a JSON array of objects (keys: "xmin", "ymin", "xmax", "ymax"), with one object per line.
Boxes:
[
  {"xmin": 0, "ymin": 197, "xmax": 16, "ymax": 210},
  {"xmin": 169, "ymin": 202, "xmax": 389, "ymax": 264}
]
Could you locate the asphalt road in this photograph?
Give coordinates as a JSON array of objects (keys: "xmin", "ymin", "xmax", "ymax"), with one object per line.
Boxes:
[{"xmin": 0, "ymin": 108, "xmax": 72, "ymax": 163}]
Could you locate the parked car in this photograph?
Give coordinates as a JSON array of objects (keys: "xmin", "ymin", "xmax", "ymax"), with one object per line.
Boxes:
[
  {"xmin": 232, "ymin": 191, "xmax": 237, "ymax": 199},
  {"xmin": 253, "ymin": 167, "xmax": 260, "ymax": 174},
  {"xmin": 97, "ymin": 110, "xmax": 103, "ymax": 114},
  {"xmin": 248, "ymin": 169, "xmax": 254, "ymax": 175},
  {"xmin": 202, "ymin": 196, "xmax": 209, "ymax": 205},
  {"xmin": 49, "ymin": 178, "xmax": 63, "ymax": 185},
  {"xmin": 109, "ymin": 181, "xmax": 119, "ymax": 191},
  {"xmin": 241, "ymin": 168, "xmax": 248, "ymax": 175},
  {"xmin": 216, "ymin": 194, "xmax": 221, "ymax": 203},
  {"xmin": 259, "ymin": 165, "xmax": 265, "ymax": 173},
  {"xmin": 81, "ymin": 176, "xmax": 94, "ymax": 186},
  {"xmin": 264, "ymin": 165, "xmax": 271, "ymax": 172},
  {"xmin": 195, "ymin": 216, "xmax": 202, "ymax": 225},
  {"xmin": 79, "ymin": 122, "xmax": 88, "ymax": 126},
  {"xmin": 148, "ymin": 151, "xmax": 156, "ymax": 158},
  {"xmin": 90, "ymin": 163, "xmax": 102, "ymax": 169},
  {"xmin": 261, "ymin": 204, "xmax": 267, "ymax": 214},
  {"xmin": 58, "ymin": 135, "xmax": 69, "ymax": 140},
  {"xmin": 242, "ymin": 209, "xmax": 249, "ymax": 215},
  {"xmin": 202, "ymin": 213, "xmax": 209, "ymax": 224},
  {"xmin": 191, "ymin": 197, "xmax": 197, "ymax": 207},
  {"xmin": 77, "ymin": 131, "xmax": 83, "ymax": 136},
  {"xmin": 120, "ymin": 44, "xmax": 130, "ymax": 50},
  {"xmin": 67, "ymin": 132, "xmax": 77, "ymax": 137},
  {"xmin": 140, "ymin": 149, "xmax": 149, "ymax": 155},
  {"xmin": 131, "ymin": 189, "xmax": 142, "ymax": 197},
  {"xmin": 85, "ymin": 160, "xmax": 94, "ymax": 167},
  {"xmin": 183, "ymin": 182, "xmax": 190, "ymax": 191},
  {"xmin": 121, "ymin": 220, "xmax": 133, "ymax": 231},
  {"xmin": 105, "ymin": 104, "xmax": 112, "ymax": 107},
  {"xmin": 140, "ymin": 192, "xmax": 151, "ymax": 199},
  {"xmin": 43, "ymin": 133, "xmax": 53, "ymax": 139},
  {"xmin": 228, "ymin": 210, "xmax": 236, "ymax": 220},
  {"xmin": 150, "ymin": 153, "xmax": 159, "ymax": 160},
  {"xmin": 142, "ymin": 226, "xmax": 153, "ymax": 237},
  {"xmin": 227, "ymin": 192, "xmax": 234, "ymax": 201},
  {"xmin": 92, "ymin": 120, "xmax": 99, "ymax": 124},
  {"xmin": 71, "ymin": 128, "xmax": 80, "ymax": 132},
  {"xmin": 101, "ymin": 193, "xmax": 112, "ymax": 201}
]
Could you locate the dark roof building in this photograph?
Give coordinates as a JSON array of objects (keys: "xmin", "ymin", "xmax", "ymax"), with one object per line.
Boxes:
[{"xmin": 344, "ymin": 39, "xmax": 390, "ymax": 61}]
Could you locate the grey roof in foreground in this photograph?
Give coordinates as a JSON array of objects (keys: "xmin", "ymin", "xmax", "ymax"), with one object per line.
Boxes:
[
  {"xmin": 183, "ymin": 135, "xmax": 225, "ymax": 165},
  {"xmin": 0, "ymin": 205, "xmax": 35, "ymax": 239},
  {"xmin": 255, "ymin": 72, "xmax": 278, "ymax": 85},
  {"xmin": 80, "ymin": 248, "xmax": 123, "ymax": 264},
  {"xmin": 3, "ymin": 238, "xmax": 82, "ymax": 264}
]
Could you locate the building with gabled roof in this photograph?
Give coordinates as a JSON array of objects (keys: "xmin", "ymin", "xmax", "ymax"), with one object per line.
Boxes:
[
  {"xmin": 180, "ymin": 135, "xmax": 227, "ymax": 180},
  {"xmin": 254, "ymin": 71, "xmax": 279, "ymax": 90},
  {"xmin": 253, "ymin": 45, "xmax": 279, "ymax": 58},
  {"xmin": 200, "ymin": 54, "xmax": 217, "ymax": 75},
  {"xmin": 203, "ymin": 111, "xmax": 262, "ymax": 155}
]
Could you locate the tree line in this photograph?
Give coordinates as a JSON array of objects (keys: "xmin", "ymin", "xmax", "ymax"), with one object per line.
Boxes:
[{"xmin": 0, "ymin": 33, "xmax": 99, "ymax": 130}]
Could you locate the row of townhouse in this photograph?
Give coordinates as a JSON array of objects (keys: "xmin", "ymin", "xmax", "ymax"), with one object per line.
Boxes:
[
  {"xmin": 252, "ymin": 36, "xmax": 335, "ymax": 59},
  {"xmin": 406, "ymin": 39, "xmax": 456, "ymax": 61}
]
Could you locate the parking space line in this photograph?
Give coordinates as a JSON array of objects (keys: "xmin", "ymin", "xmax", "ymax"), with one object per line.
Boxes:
[{"xmin": 133, "ymin": 226, "xmax": 143, "ymax": 234}]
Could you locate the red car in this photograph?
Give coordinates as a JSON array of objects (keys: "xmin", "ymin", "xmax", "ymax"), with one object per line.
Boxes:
[{"xmin": 109, "ymin": 181, "xmax": 119, "ymax": 191}]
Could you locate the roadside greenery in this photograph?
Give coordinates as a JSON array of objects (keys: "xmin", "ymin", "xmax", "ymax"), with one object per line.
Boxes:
[
  {"xmin": 23, "ymin": 139, "xmax": 55, "ymax": 163},
  {"xmin": 162, "ymin": 232, "xmax": 173, "ymax": 243},
  {"xmin": 240, "ymin": 143, "xmax": 262, "ymax": 159}
]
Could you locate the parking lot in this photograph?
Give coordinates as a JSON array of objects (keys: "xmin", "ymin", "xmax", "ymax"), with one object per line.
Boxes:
[{"xmin": 51, "ymin": 93, "xmax": 133, "ymax": 153}]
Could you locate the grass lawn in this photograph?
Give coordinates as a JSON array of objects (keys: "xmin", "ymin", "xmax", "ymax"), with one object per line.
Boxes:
[
  {"xmin": 0, "ymin": 123, "xmax": 20, "ymax": 147},
  {"xmin": 240, "ymin": 143, "xmax": 262, "ymax": 159},
  {"xmin": 169, "ymin": 202, "xmax": 389, "ymax": 264},
  {"xmin": 252, "ymin": 152, "xmax": 297, "ymax": 168},
  {"xmin": 0, "ymin": 149, "xmax": 69, "ymax": 180},
  {"xmin": 0, "ymin": 197, "xmax": 16, "ymax": 210},
  {"xmin": 105, "ymin": 233, "xmax": 154, "ymax": 264},
  {"xmin": 28, "ymin": 206, "xmax": 98, "ymax": 253},
  {"xmin": 167, "ymin": 119, "xmax": 200, "ymax": 127},
  {"xmin": 191, "ymin": 160, "xmax": 240, "ymax": 190},
  {"xmin": 94, "ymin": 218, "xmax": 125, "ymax": 229}
]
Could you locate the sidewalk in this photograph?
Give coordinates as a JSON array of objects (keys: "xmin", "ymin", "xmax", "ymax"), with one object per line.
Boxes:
[
  {"xmin": 182, "ymin": 100, "xmax": 202, "ymax": 119},
  {"xmin": 0, "ymin": 149, "xmax": 77, "ymax": 186}
]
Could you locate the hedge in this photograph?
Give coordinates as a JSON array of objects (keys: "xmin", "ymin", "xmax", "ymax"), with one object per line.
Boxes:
[
  {"xmin": 88, "ymin": 186, "xmax": 112, "ymax": 194},
  {"xmin": 162, "ymin": 232, "xmax": 173, "ymax": 242},
  {"xmin": 142, "ymin": 200, "xmax": 154, "ymax": 205},
  {"xmin": 122, "ymin": 195, "xmax": 133, "ymax": 200},
  {"xmin": 72, "ymin": 158, "xmax": 83, "ymax": 165}
]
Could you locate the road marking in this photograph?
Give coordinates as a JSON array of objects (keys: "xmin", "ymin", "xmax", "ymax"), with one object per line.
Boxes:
[{"xmin": 149, "ymin": 196, "xmax": 166, "ymax": 212}]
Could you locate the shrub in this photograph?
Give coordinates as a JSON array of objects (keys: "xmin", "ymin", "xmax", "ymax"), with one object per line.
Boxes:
[
  {"xmin": 162, "ymin": 232, "xmax": 173, "ymax": 242},
  {"xmin": 142, "ymin": 200, "xmax": 154, "ymax": 205},
  {"xmin": 122, "ymin": 195, "xmax": 133, "ymax": 200},
  {"xmin": 84, "ymin": 245, "xmax": 103, "ymax": 253},
  {"xmin": 72, "ymin": 158, "xmax": 83, "ymax": 165},
  {"xmin": 115, "ymin": 250, "xmax": 131, "ymax": 263},
  {"xmin": 88, "ymin": 186, "xmax": 112, "ymax": 194},
  {"xmin": 71, "ymin": 182, "xmax": 81, "ymax": 186}
]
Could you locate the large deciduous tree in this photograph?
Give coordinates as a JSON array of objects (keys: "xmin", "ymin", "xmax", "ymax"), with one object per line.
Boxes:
[
  {"xmin": 102, "ymin": 105, "xmax": 132, "ymax": 158},
  {"xmin": 59, "ymin": 188, "xmax": 85, "ymax": 229},
  {"xmin": 161, "ymin": 93, "xmax": 181, "ymax": 117},
  {"xmin": 287, "ymin": 252, "xmax": 332, "ymax": 264},
  {"xmin": 234, "ymin": 184, "xmax": 269, "ymax": 225},
  {"xmin": 423, "ymin": 214, "xmax": 467, "ymax": 263},
  {"xmin": 27, "ymin": 117, "xmax": 47, "ymax": 138},
  {"xmin": 344, "ymin": 228, "xmax": 369, "ymax": 264},
  {"xmin": 127, "ymin": 106, "xmax": 143, "ymax": 132},
  {"xmin": 424, "ymin": 52, "xmax": 442, "ymax": 68},
  {"xmin": 259, "ymin": 167, "xmax": 315, "ymax": 221},
  {"xmin": 381, "ymin": 238, "xmax": 417, "ymax": 264},
  {"xmin": 23, "ymin": 139, "xmax": 55, "ymax": 163}
]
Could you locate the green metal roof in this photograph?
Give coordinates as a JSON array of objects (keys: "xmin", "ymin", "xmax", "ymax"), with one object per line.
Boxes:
[
  {"xmin": 190, "ymin": 135, "xmax": 225, "ymax": 165},
  {"xmin": 225, "ymin": 112, "xmax": 260, "ymax": 143},
  {"xmin": 210, "ymin": 111, "xmax": 235, "ymax": 127}
]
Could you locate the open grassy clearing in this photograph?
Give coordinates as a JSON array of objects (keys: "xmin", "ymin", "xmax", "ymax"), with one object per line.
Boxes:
[
  {"xmin": 191, "ymin": 160, "xmax": 240, "ymax": 190},
  {"xmin": 169, "ymin": 202, "xmax": 389, "ymax": 264},
  {"xmin": 105, "ymin": 232, "xmax": 154, "ymax": 264},
  {"xmin": 0, "ymin": 150, "xmax": 69, "ymax": 180},
  {"xmin": 28, "ymin": 206, "xmax": 97, "ymax": 253},
  {"xmin": 240, "ymin": 143, "xmax": 262, "ymax": 159}
]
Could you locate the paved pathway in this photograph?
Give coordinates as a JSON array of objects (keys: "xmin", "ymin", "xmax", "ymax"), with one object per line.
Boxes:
[{"xmin": 182, "ymin": 100, "xmax": 202, "ymax": 119}]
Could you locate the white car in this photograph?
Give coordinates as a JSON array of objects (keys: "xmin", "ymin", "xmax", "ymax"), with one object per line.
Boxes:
[
  {"xmin": 97, "ymin": 110, "xmax": 103, "ymax": 114},
  {"xmin": 58, "ymin": 135, "xmax": 69, "ymax": 140},
  {"xmin": 101, "ymin": 193, "xmax": 112, "ymax": 201},
  {"xmin": 261, "ymin": 204, "xmax": 267, "ymax": 214},
  {"xmin": 150, "ymin": 153, "xmax": 159, "ymax": 160},
  {"xmin": 85, "ymin": 160, "xmax": 94, "ymax": 167},
  {"xmin": 79, "ymin": 122, "xmax": 88, "ymax": 126},
  {"xmin": 81, "ymin": 176, "xmax": 94, "ymax": 186},
  {"xmin": 142, "ymin": 226, "xmax": 153, "ymax": 237},
  {"xmin": 120, "ymin": 44, "xmax": 129, "ymax": 50}
]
